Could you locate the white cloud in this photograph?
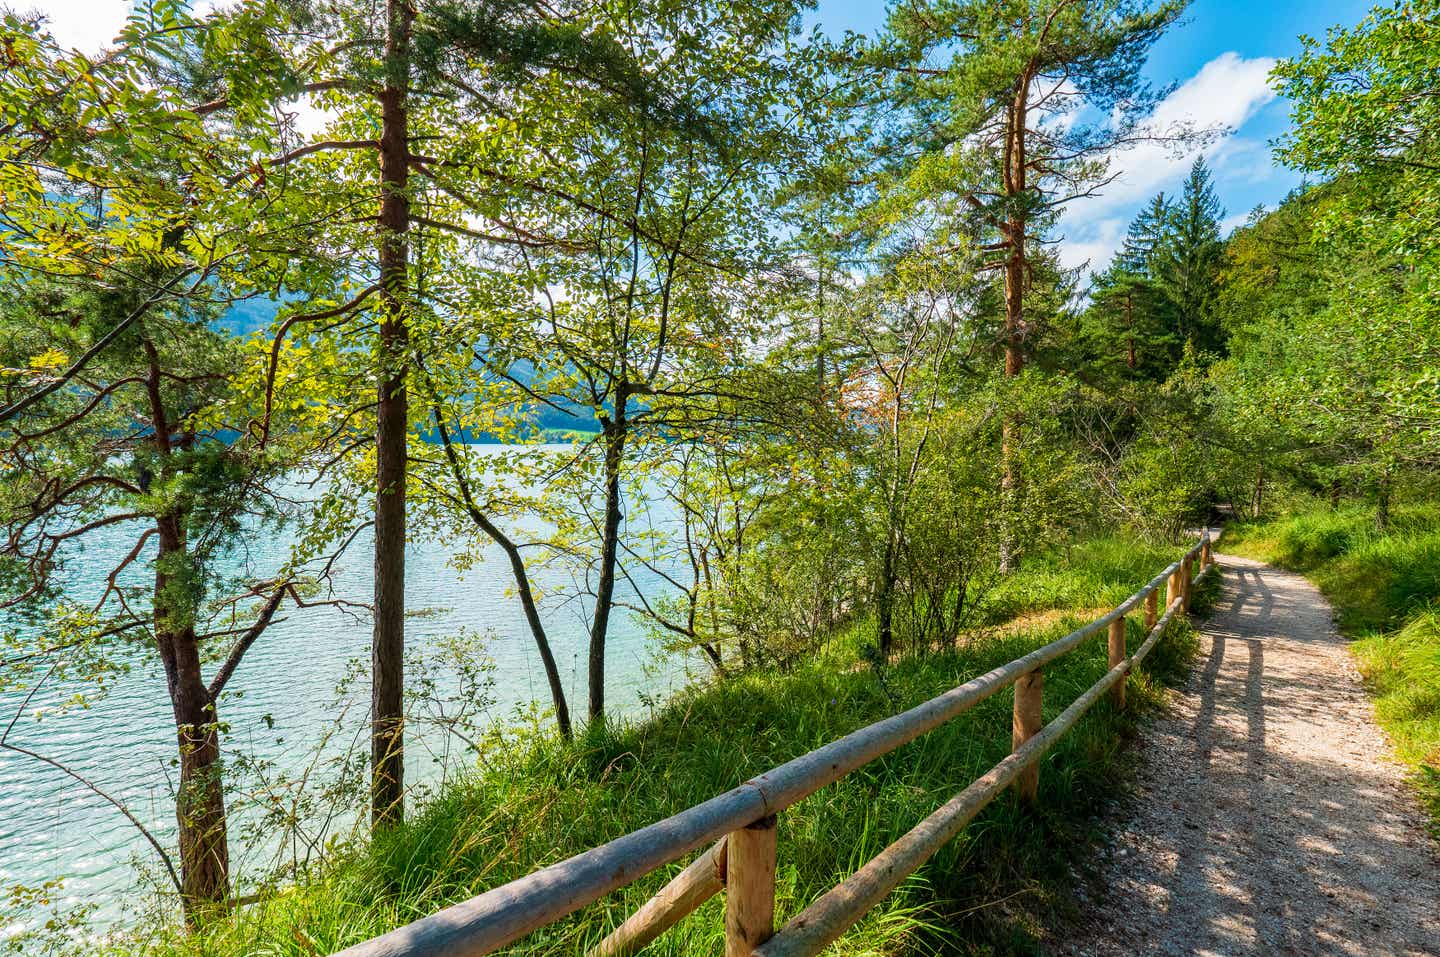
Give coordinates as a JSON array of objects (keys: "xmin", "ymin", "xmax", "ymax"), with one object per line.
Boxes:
[
  {"xmin": 1058, "ymin": 217, "xmax": 1127, "ymax": 273},
  {"xmin": 1220, "ymin": 211, "xmax": 1253, "ymax": 235},
  {"xmin": 30, "ymin": 1, "xmax": 229, "ymax": 51},
  {"xmin": 1100, "ymin": 52, "xmax": 1277, "ymax": 215},
  {"xmin": 1058, "ymin": 52, "xmax": 1280, "ymax": 274},
  {"xmin": 28, "ymin": 0, "xmax": 128, "ymax": 52}
]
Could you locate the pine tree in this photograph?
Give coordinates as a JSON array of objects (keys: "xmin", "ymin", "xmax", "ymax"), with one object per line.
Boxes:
[
  {"xmin": 1158, "ymin": 156, "xmax": 1226, "ymax": 355},
  {"xmin": 1080, "ymin": 191, "xmax": 1179, "ymax": 379},
  {"xmin": 872, "ymin": 0, "xmax": 1187, "ymax": 570},
  {"xmin": 1116, "ymin": 192, "xmax": 1177, "ymax": 275},
  {"xmin": 1085, "ymin": 262, "xmax": 1177, "ymax": 380}
]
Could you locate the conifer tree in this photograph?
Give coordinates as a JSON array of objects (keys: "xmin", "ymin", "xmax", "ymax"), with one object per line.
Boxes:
[
  {"xmin": 1116, "ymin": 192, "xmax": 1177, "ymax": 274},
  {"xmin": 871, "ymin": 0, "xmax": 1187, "ymax": 569},
  {"xmin": 1158, "ymin": 156, "xmax": 1226, "ymax": 355},
  {"xmin": 1082, "ymin": 192, "xmax": 1177, "ymax": 379}
]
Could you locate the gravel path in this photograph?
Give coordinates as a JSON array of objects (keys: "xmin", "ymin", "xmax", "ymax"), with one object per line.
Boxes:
[{"xmin": 1061, "ymin": 553, "xmax": 1440, "ymax": 957}]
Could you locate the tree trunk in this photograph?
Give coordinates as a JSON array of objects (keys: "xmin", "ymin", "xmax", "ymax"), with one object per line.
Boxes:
[
  {"xmin": 141, "ymin": 338, "xmax": 230, "ymax": 922},
  {"xmin": 697, "ymin": 547, "xmax": 726, "ymax": 676},
  {"xmin": 1125, "ymin": 292, "xmax": 1137, "ymax": 370},
  {"xmin": 948, "ymin": 576, "xmax": 968, "ymax": 647},
  {"xmin": 371, "ymin": 0, "xmax": 412, "ymax": 830},
  {"xmin": 431, "ymin": 411, "xmax": 572, "ymax": 736},
  {"xmin": 475, "ymin": 519, "xmax": 570, "ymax": 735},
  {"xmin": 1376, "ymin": 472, "xmax": 1391, "ymax": 533},
  {"xmin": 998, "ymin": 67, "xmax": 1033, "ymax": 574},
  {"xmin": 154, "ymin": 516, "xmax": 231, "ymax": 924},
  {"xmin": 816, "ymin": 258, "xmax": 827, "ymax": 400},
  {"xmin": 500, "ymin": 542, "xmax": 571, "ymax": 735},
  {"xmin": 875, "ymin": 530, "xmax": 898, "ymax": 658},
  {"xmin": 588, "ymin": 414, "xmax": 627, "ymax": 724}
]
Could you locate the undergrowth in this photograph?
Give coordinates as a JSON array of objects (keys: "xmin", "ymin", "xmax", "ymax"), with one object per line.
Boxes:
[
  {"xmin": 977, "ymin": 536, "xmax": 1190, "ymax": 625},
  {"xmin": 95, "ymin": 538, "xmax": 1210, "ymax": 957},
  {"xmin": 1226, "ymin": 502, "xmax": 1440, "ymax": 833}
]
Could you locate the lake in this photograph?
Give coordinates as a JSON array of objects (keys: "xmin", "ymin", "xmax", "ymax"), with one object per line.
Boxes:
[{"xmin": 0, "ymin": 446, "xmax": 689, "ymax": 934}]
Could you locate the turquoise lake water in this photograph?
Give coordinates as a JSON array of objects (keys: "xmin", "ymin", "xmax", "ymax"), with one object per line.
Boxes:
[{"xmin": 0, "ymin": 447, "xmax": 689, "ymax": 933}]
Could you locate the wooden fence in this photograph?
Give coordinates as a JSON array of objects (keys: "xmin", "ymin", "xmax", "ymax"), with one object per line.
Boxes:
[{"xmin": 334, "ymin": 532, "xmax": 1218, "ymax": 957}]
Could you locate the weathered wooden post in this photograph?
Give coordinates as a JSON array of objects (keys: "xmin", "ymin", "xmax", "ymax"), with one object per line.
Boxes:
[
  {"xmin": 1144, "ymin": 587, "xmax": 1158, "ymax": 631},
  {"xmin": 725, "ymin": 815, "xmax": 777, "ymax": 957},
  {"xmin": 1012, "ymin": 669, "xmax": 1044, "ymax": 801},
  {"xmin": 1108, "ymin": 617, "xmax": 1127, "ymax": 709},
  {"xmin": 1181, "ymin": 556, "xmax": 1193, "ymax": 613}
]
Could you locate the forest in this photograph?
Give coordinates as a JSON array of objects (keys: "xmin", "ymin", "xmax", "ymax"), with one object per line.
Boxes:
[{"xmin": 0, "ymin": 0, "xmax": 1436, "ymax": 954}]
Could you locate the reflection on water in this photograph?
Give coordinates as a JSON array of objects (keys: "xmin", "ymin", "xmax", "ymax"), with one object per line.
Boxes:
[{"xmin": 0, "ymin": 447, "xmax": 687, "ymax": 930}]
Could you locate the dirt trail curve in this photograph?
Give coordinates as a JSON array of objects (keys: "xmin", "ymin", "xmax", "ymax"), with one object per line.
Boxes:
[{"xmin": 1061, "ymin": 553, "xmax": 1440, "ymax": 957}]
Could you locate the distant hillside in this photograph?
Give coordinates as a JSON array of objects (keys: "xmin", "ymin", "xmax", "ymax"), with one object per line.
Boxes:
[{"xmin": 219, "ymin": 297, "xmax": 599, "ymax": 441}]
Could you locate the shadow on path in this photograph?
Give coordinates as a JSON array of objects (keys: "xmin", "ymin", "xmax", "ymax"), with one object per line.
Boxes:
[{"xmin": 1060, "ymin": 554, "xmax": 1440, "ymax": 957}]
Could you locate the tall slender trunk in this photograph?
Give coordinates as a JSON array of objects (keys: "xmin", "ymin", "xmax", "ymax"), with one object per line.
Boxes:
[
  {"xmin": 1124, "ymin": 293, "xmax": 1136, "ymax": 370},
  {"xmin": 588, "ymin": 412, "xmax": 627, "ymax": 723},
  {"xmin": 816, "ymin": 257, "xmax": 827, "ymax": 400},
  {"xmin": 1376, "ymin": 470, "xmax": 1392, "ymax": 533},
  {"xmin": 876, "ymin": 530, "xmax": 898, "ymax": 658},
  {"xmin": 371, "ymin": 0, "xmax": 412, "ymax": 830},
  {"xmin": 948, "ymin": 576, "xmax": 968, "ymax": 647},
  {"xmin": 998, "ymin": 69, "xmax": 1032, "ymax": 574},
  {"xmin": 432, "ymin": 413, "xmax": 572, "ymax": 736},
  {"xmin": 697, "ymin": 546, "xmax": 726, "ymax": 675}
]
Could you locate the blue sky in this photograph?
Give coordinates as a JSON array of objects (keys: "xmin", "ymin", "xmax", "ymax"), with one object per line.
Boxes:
[
  {"xmin": 40, "ymin": 0, "xmax": 1374, "ymax": 271},
  {"xmin": 811, "ymin": 0, "xmax": 1377, "ymax": 270}
]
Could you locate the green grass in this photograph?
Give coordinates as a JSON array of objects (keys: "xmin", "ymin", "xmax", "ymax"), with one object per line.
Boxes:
[
  {"xmin": 96, "ymin": 538, "xmax": 1210, "ymax": 957},
  {"xmin": 1226, "ymin": 501, "xmax": 1440, "ymax": 832},
  {"xmin": 978, "ymin": 536, "xmax": 1190, "ymax": 625}
]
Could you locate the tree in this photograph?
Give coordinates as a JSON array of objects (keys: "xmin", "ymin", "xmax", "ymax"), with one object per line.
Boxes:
[
  {"xmin": 369, "ymin": 0, "xmax": 413, "ymax": 833},
  {"xmin": 1116, "ymin": 192, "xmax": 1178, "ymax": 274},
  {"xmin": 1156, "ymin": 156, "xmax": 1225, "ymax": 356},
  {"xmin": 1207, "ymin": 0, "xmax": 1440, "ymax": 522},
  {"xmin": 1071, "ymin": 191, "xmax": 1178, "ymax": 382},
  {"xmin": 191, "ymin": 0, "xmax": 740, "ymax": 813},
  {"xmin": 0, "ymin": 6, "xmax": 350, "ymax": 918},
  {"xmin": 828, "ymin": 244, "xmax": 990, "ymax": 657},
  {"xmin": 1080, "ymin": 264, "xmax": 1176, "ymax": 380},
  {"xmin": 871, "ymin": 0, "xmax": 1187, "ymax": 569},
  {"xmin": 1072, "ymin": 159, "xmax": 1225, "ymax": 388}
]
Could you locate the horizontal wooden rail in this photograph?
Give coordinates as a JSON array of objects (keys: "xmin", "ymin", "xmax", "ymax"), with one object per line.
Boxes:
[
  {"xmin": 333, "ymin": 532, "xmax": 1218, "ymax": 957},
  {"xmin": 589, "ymin": 839, "xmax": 728, "ymax": 957},
  {"xmin": 755, "ymin": 578, "xmax": 1199, "ymax": 957}
]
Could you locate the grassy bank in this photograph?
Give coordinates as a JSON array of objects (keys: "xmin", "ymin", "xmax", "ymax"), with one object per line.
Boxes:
[
  {"xmin": 102, "ymin": 537, "xmax": 1212, "ymax": 957},
  {"xmin": 1225, "ymin": 503, "xmax": 1440, "ymax": 832}
]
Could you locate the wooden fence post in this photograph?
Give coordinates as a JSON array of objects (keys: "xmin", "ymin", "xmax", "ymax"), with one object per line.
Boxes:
[
  {"xmin": 589, "ymin": 839, "xmax": 728, "ymax": 957},
  {"xmin": 725, "ymin": 815, "xmax": 777, "ymax": 957},
  {"xmin": 1011, "ymin": 669, "xmax": 1044, "ymax": 801},
  {"xmin": 1181, "ymin": 556, "xmax": 1193, "ymax": 613},
  {"xmin": 1108, "ymin": 617, "xmax": 1127, "ymax": 709},
  {"xmin": 1144, "ymin": 587, "xmax": 1158, "ymax": 631}
]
